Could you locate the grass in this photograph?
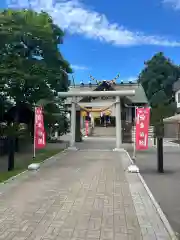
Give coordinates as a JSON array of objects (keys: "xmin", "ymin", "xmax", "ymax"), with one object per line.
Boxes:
[
  {"xmin": 32, "ymin": 149, "xmax": 63, "ymax": 163},
  {"xmin": 0, "ymin": 148, "xmax": 63, "ymax": 183},
  {"xmin": 0, "ymin": 169, "xmax": 25, "ymax": 183}
]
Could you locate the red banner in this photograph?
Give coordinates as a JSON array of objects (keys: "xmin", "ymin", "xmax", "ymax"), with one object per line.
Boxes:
[
  {"xmin": 135, "ymin": 107, "xmax": 150, "ymax": 150},
  {"xmin": 85, "ymin": 120, "xmax": 89, "ymax": 136},
  {"xmin": 34, "ymin": 107, "xmax": 46, "ymax": 149}
]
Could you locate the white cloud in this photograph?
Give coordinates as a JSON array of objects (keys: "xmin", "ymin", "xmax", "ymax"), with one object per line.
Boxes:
[
  {"xmin": 162, "ymin": 0, "xmax": 180, "ymax": 9},
  {"xmin": 6, "ymin": 0, "xmax": 180, "ymax": 47},
  {"xmin": 71, "ymin": 64, "xmax": 89, "ymax": 70}
]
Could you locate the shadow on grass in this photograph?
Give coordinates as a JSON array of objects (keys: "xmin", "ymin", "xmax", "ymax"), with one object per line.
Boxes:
[{"xmin": 0, "ymin": 148, "xmax": 63, "ymax": 183}]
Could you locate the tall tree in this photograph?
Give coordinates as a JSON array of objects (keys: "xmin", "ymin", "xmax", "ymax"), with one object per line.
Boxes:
[
  {"xmin": 138, "ymin": 52, "xmax": 179, "ymax": 123},
  {"xmin": 0, "ymin": 9, "xmax": 72, "ymax": 135},
  {"xmin": 138, "ymin": 52, "xmax": 180, "ymax": 172},
  {"xmin": 0, "ymin": 9, "xmax": 72, "ymax": 105},
  {"xmin": 0, "ymin": 10, "xmax": 72, "ymax": 168}
]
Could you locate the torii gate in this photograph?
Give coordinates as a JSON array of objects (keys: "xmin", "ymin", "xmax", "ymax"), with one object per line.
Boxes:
[{"xmin": 58, "ymin": 89, "xmax": 135, "ymax": 150}]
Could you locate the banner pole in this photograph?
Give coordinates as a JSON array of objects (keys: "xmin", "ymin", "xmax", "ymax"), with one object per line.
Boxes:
[
  {"xmin": 127, "ymin": 106, "xmax": 139, "ymax": 173},
  {"xmin": 33, "ymin": 136, "xmax": 36, "ymax": 158}
]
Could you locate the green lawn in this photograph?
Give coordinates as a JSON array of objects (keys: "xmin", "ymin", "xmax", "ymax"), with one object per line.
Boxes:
[{"xmin": 0, "ymin": 148, "xmax": 63, "ymax": 183}]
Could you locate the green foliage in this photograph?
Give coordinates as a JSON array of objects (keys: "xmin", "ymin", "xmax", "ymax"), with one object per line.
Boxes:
[
  {"xmin": 36, "ymin": 99, "xmax": 70, "ymax": 136},
  {"xmin": 0, "ymin": 9, "xmax": 72, "ymax": 135},
  {"xmin": 138, "ymin": 52, "xmax": 180, "ymax": 134},
  {"xmin": 0, "ymin": 95, "xmax": 12, "ymax": 120},
  {"xmin": 0, "ymin": 9, "xmax": 72, "ymax": 103}
]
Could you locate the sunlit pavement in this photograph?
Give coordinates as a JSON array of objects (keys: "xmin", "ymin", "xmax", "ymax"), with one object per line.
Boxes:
[
  {"xmin": 128, "ymin": 147, "xmax": 180, "ymax": 235},
  {"xmin": 0, "ymin": 140, "xmax": 175, "ymax": 240}
]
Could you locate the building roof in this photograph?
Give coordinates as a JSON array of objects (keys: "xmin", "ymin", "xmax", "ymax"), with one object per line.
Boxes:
[
  {"xmin": 126, "ymin": 84, "xmax": 148, "ymax": 103},
  {"xmin": 173, "ymin": 79, "xmax": 180, "ymax": 92},
  {"xmin": 163, "ymin": 114, "xmax": 180, "ymax": 123},
  {"xmin": 65, "ymin": 82, "xmax": 148, "ymax": 104}
]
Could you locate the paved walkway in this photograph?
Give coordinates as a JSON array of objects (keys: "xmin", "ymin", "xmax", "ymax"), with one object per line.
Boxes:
[
  {"xmin": 92, "ymin": 127, "xmax": 116, "ymax": 137},
  {"xmin": 0, "ymin": 145, "xmax": 176, "ymax": 239}
]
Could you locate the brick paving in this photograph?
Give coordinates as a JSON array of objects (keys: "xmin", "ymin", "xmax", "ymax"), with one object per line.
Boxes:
[
  {"xmin": 92, "ymin": 127, "xmax": 116, "ymax": 137},
  {"xmin": 0, "ymin": 148, "xmax": 174, "ymax": 240}
]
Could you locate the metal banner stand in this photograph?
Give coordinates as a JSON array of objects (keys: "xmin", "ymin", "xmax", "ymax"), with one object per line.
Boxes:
[{"xmin": 128, "ymin": 106, "xmax": 139, "ymax": 173}]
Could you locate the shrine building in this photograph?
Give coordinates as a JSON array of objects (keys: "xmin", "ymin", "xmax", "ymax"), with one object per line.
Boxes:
[{"xmin": 65, "ymin": 75, "xmax": 148, "ymax": 142}]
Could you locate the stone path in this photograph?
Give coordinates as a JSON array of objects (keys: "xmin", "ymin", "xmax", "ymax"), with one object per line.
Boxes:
[
  {"xmin": 92, "ymin": 127, "xmax": 116, "ymax": 137},
  {"xmin": 0, "ymin": 147, "xmax": 176, "ymax": 240}
]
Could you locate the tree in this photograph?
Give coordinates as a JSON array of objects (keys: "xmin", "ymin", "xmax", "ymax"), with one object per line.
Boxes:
[
  {"xmin": 0, "ymin": 9, "xmax": 72, "ymax": 105},
  {"xmin": 0, "ymin": 9, "xmax": 72, "ymax": 169},
  {"xmin": 138, "ymin": 52, "xmax": 179, "ymax": 125},
  {"xmin": 0, "ymin": 9, "xmax": 72, "ymax": 131},
  {"xmin": 42, "ymin": 100, "xmax": 70, "ymax": 138},
  {"xmin": 138, "ymin": 52, "xmax": 180, "ymax": 172}
]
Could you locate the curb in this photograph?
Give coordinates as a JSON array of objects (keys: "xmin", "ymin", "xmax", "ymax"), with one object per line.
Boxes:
[
  {"xmin": 0, "ymin": 146, "xmax": 68, "ymax": 186},
  {"xmin": 165, "ymin": 140, "xmax": 180, "ymax": 146},
  {"xmin": 124, "ymin": 150, "xmax": 178, "ymax": 240},
  {"xmin": 152, "ymin": 140, "xmax": 180, "ymax": 148}
]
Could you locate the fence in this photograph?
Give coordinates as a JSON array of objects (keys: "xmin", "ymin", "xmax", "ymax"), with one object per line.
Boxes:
[{"xmin": 132, "ymin": 123, "xmax": 180, "ymax": 141}]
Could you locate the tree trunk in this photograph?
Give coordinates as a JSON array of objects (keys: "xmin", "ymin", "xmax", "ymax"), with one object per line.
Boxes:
[
  {"xmin": 157, "ymin": 137, "xmax": 164, "ymax": 173},
  {"xmin": 8, "ymin": 136, "xmax": 15, "ymax": 171},
  {"xmin": 15, "ymin": 137, "xmax": 19, "ymax": 152}
]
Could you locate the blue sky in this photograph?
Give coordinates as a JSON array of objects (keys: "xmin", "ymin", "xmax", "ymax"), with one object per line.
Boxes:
[{"xmin": 2, "ymin": 0, "xmax": 180, "ymax": 84}]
